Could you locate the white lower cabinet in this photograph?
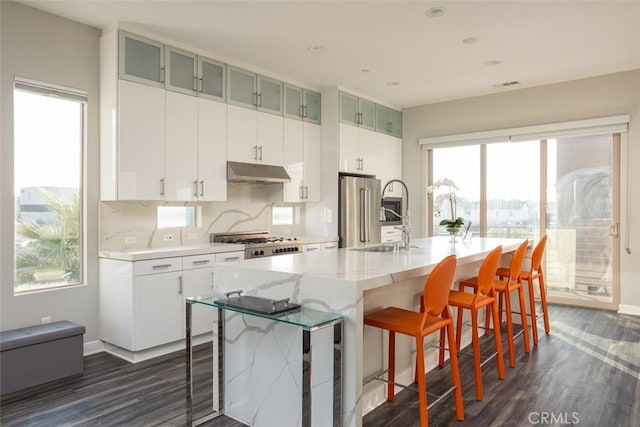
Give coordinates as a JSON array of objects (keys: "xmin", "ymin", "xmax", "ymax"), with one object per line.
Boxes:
[
  {"xmin": 381, "ymin": 225, "xmax": 402, "ymax": 243},
  {"xmin": 99, "ymin": 250, "xmax": 245, "ymax": 353}
]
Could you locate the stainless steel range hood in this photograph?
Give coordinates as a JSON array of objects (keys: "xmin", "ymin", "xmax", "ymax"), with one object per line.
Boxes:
[{"xmin": 227, "ymin": 161, "xmax": 291, "ymax": 184}]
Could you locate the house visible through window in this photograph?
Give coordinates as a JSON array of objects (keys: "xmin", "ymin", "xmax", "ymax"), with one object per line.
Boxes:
[{"xmin": 13, "ymin": 79, "xmax": 86, "ymax": 294}]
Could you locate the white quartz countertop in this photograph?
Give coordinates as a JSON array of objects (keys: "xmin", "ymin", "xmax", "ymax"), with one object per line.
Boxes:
[
  {"xmin": 98, "ymin": 243, "xmax": 246, "ymax": 261},
  {"xmin": 215, "ymin": 237, "xmax": 524, "ymax": 292}
]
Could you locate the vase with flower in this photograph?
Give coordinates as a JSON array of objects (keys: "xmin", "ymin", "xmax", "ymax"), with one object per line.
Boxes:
[{"xmin": 427, "ymin": 178, "xmax": 465, "ymax": 243}]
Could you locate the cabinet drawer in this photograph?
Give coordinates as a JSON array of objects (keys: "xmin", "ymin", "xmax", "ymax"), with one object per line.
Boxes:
[
  {"xmin": 215, "ymin": 251, "xmax": 245, "ymax": 263},
  {"xmin": 134, "ymin": 257, "xmax": 182, "ymax": 276},
  {"xmin": 321, "ymin": 242, "xmax": 339, "ymax": 250},
  {"xmin": 183, "ymin": 254, "xmax": 217, "ymax": 270}
]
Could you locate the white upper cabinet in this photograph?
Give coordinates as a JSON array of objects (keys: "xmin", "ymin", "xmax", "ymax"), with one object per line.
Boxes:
[
  {"xmin": 227, "ymin": 105, "xmax": 284, "ymax": 166},
  {"xmin": 377, "ymin": 133, "xmax": 403, "ymax": 197},
  {"xmin": 119, "ymin": 31, "xmax": 165, "ymax": 87},
  {"xmin": 117, "ymin": 80, "xmax": 166, "ymax": 200},
  {"xmin": 197, "ymin": 98, "xmax": 228, "ymax": 201},
  {"xmin": 283, "ymin": 119, "xmax": 321, "ymax": 202},
  {"xmin": 284, "ymin": 84, "xmax": 321, "ymax": 124},
  {"xmin": 339, "ymin": 124, "xmax": 377, "ymax": 175}
]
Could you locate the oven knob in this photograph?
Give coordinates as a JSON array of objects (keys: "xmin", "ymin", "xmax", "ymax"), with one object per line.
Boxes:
[
  {"xmin": 259, "ymin": 250, "xmax": 264, "ymax": 256},
  {"xmin": 293, "ymin": 247, "xmax": 299, "ymax": 252},
  {"xmin": 274, "ymin": 248, "xmax": 281, "ymax": 254},
  {"xmin": 287, "ymin": 247, "xmax": 293, "ymax": 252},
  {"xmin": 253, "ymin": 250, "xmax": 260, "ymax": 256}
]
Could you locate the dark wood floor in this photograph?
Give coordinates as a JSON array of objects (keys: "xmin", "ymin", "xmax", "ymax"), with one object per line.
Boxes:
[{"xmin": 1, "ymin": 304, "xmax": 639, "ymax": 426}]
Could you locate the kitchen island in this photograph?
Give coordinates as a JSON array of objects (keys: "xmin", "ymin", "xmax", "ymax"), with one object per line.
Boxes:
[{"xmin": 210, "ymin": 237, "xmax": 523, "ymax": 427}]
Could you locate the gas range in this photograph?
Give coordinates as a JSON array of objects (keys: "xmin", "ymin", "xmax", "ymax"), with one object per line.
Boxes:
[{"xmin": 211, "ymin": 231, "xmax": 302, "ymax": 259}]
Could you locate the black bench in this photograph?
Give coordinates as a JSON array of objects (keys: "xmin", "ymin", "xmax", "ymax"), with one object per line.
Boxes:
[{"xmin": 0, "ymin": 321, "xmax": 85, "ymax": 395}]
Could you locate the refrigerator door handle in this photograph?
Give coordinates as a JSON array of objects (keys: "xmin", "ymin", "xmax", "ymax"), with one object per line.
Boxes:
[
  {"xmin": 359, "ymin": 188, "xmax": 366, "ymax": 242},
  {"xmin": 365, "ymin": 187, "xmax": 371, "ymax": 242}
]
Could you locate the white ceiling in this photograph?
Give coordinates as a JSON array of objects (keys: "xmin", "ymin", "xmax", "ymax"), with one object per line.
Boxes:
[{"xmin": 20, "ymin": 0, "xmax": 640, "ymax": 108}]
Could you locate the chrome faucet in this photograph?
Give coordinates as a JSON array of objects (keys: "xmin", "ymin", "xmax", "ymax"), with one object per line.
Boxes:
[{"xmin": 380, "ymin": 179, "xmax": 410, "ymax": 249}]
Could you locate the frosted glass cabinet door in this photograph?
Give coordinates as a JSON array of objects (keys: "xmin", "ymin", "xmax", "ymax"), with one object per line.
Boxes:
[
  {"xmin": 199, "ymin": 57, "xmax": 225, "ymax": 101},
  {"xmin": 257, "ymin": 75, "xmax": 282, "ymax": 115},
  {"xmin": 358, "ymin": 98, "xmax": 376, "ymax": 131},
  {"xmin": 284, "ymin": 85, "xmax": 303, "ymax": 119},
  {"xmin": 340, "ymin": 92, "xmax": 359, "ymax": 126},
  {"xmin": 119, "ymin": 31, "xmax": 164, "ymax": 87},
  {"xmin": 166, "ymin": 46, "xmax": 197, "ymax": 95},
  {"xmin": 227, "ymin": 66, "xmax": 256, "ymax": 108},
  {"xmin": 303, "ymin": 90, "xmax": 321, "ymax": 124},
  {"xmin": 389, "ymin": 108, "xmax": 402, "ymax": 138},
  {"xmin": 376, "ymin": 104, "xmax": 391, "ymax": 133}
]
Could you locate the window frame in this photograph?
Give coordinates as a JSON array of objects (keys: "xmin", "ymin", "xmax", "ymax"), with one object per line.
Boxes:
[{"xmin": 13, "ymin": 78, "xmax": 87, "ymax": 295}]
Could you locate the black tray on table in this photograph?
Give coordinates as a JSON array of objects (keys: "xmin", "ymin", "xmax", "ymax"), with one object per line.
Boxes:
[{"xmin": 214, "ymin": 293, "xmax": 301, "ymax": 316}]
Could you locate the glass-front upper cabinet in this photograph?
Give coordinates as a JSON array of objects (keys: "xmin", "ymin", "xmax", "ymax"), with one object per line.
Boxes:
[
  {"xmin": 389, "ymin": 108, "xmax": 402, "ymax": 138},
  {"xmin": 198, "ymin": 57, "xmax": 225, "ymax": 101},
  {"xmin": 165, "ymin": 46, "xmax": 197, "ymax": 95},
  {"xmin": 339, "ymin": 92, "xmax": 375, "ymax": 130},
  {"xmin": 377, "ymin": 105, "xmax": 402, "ymax": 137},
  {"xmin": 227, "ymin": 66, "xmax": 256, "ymax": 107},
  {"xmin": 257, "ymin": 75, "xmax": 282, "ymax": 115},
  {"xmin": 119, "ymin": 31, "xmax": 165, "ymax": 87},
  {"xmin": 303, "ymin": 90, "xmax": 321, "ymax": 124},
  {"xmin": 284, "ymin": 85, "xmax": 321, "ymax": 124}
]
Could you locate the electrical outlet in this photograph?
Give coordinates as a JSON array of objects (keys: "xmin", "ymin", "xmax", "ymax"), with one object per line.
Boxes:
[
  {"xmin": 41, "ymin": 316, "xmax": 51, "ymax": 324},
  {"xmin": 124, "ymin": 236, "xmax": 136, "ymax": 245},
  {"xmin": 187, "ymin": 233, "xmax": 198, "ymax": 240},
  {"xmin": 163, "ymin": 233, "xmax": 175, "ymax": 241}
]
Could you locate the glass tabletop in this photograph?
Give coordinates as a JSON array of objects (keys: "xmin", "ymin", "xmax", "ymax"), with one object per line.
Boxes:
[{"xmin": 186, "ymin": 294, "xmax": 343, "ymax": 331}]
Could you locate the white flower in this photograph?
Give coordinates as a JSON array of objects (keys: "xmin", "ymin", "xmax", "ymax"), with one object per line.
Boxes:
[{"xmin": 427, "ymin": 178, "xmax": 460, "ymax": 221}]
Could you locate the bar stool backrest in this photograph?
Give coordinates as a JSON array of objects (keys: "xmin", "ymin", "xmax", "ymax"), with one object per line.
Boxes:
[
  {"xmin": 421, "ymin": 255, "xmax": 457, "ymax": 327},
  {"xmin": 476, "ymin": 246, "xmax": 503, "ymax": 298},
  {"xmin": 531, "ymin": 234, "xmax": 548, "ymax": 273},
  {"xmin": 509, "ymin": 240, "xmax": 529, "ymax": 282}
]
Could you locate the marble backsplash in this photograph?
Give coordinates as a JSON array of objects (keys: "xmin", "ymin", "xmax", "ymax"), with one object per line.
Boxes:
[{"xmin": 100, "ymin": 183, "xmax": 306, "ymax": 251}]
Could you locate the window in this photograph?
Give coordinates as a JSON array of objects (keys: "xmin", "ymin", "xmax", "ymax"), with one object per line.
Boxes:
[
  {"xmin": 272, "ymin": 206, "xmax": 301, "ymax": 225},
  {"xmin": 157, "ymin": 206, "xmax": 198, "ymax": 228},
  {"xmin": 14, "ymin": 79, "xmax": 86, "ymax": 294}
]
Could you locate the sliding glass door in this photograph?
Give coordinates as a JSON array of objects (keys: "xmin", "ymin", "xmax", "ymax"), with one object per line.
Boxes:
[{"xmin": 545, "ymin": 135, "xmax": 619, "ymax": 308}]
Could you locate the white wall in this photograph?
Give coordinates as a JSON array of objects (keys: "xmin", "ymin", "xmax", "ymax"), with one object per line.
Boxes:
[
  {"xmin": 402, "ymin": 69, "xmax": 640, "ymax": 310},
  {"xmin": 0, "ymin": 2, "xmax": 101, "ymax": 337}
]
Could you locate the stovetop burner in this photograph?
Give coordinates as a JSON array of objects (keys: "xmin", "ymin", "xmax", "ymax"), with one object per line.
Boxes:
[{"xmin": 211, "ymin": 231, "xmax": 302, "ymax": 258}]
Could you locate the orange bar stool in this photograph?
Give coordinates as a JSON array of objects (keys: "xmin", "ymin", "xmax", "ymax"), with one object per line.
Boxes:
[
  {"xmin": 448, "ymin": 246, "xmax": 506, "ymax": 401},
  {"xmin": 497, "ymin": 235, "xmax": 550, "ymax": 345},
  {"xmin": 364, "ymin": 255, "xmax": 464, "ymax": 426},
  {"xmin": 459, "ymin": 240, "xmax": 530, "ymax": 368}
]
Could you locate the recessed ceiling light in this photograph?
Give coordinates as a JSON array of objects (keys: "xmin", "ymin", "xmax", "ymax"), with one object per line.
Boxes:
[
  {"xmin": 485, "ymin": 60, "xmax": 502, "ymax": 66},
  {"xmin": 386, "ymin": 81, "xmax": 400, "ymax": 87},
  {"xmin": 426, "ymin": 7, "xmax": 446, "ymax": 18},
  {"xmin": 462, "ymin": 37, "xmax": 478, "ymax": 45},
  {"xmin": 306, "ymin": 45, "xmax": 326, "ymax": 54},
  {"xmin": 361, "ymin": 69, "xmax": 370, "ymax": 74}
]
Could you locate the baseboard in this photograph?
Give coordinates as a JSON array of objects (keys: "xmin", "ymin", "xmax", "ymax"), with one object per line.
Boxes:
[
  {"xmin": 101, "ymin": 333, "xmax": 213, "ymax": 363},
  {"xmin": 83, "ymin": 340, "xmax": 104, "ymax": 356},
  {"xmin": 618, "ymin": 304, "xmax": 640, "ymax": 316}
]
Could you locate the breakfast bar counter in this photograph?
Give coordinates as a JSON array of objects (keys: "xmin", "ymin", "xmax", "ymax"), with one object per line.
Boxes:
[{"xmin": 210, "ymin": 237, "xmax": 523, "ymax": 427}]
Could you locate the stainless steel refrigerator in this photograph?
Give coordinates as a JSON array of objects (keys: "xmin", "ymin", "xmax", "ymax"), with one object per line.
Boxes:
[{"xmin": 339, "ymin": 175, "xmax": 381, "ymax": 248}]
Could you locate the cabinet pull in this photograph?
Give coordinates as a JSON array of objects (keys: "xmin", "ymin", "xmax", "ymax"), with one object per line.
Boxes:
[
  {"xmin": 258, "ymin": 145, "xmax": 263, "ymax": 161},
  {"xmin": 306, "ymin": 247, "xmax": 319, "ymax": 252},
  {"xmin": 199, "ymin": 180, "xmax": 204, "ymax": 197},
  {"xmin": 223, "ymin": 256, "xmax": 240, "ymax": 261},
  {"xmin": 253, "ymin": 92, "xmax": 259, "ymax": 106},
  {"xmin": 388, "ymin": 122, "xmax": 393, "ymax": 133},
  {"xmin": 160, "ymin": 67, "xmax": 165, "ymax": 83},
  {"xmin": 253, "ymin": 145, "xmax": 258, "ymax": 160},
  {"xmin": 302, "ymin": 105, "xmax": 308, "ymax": 118},
  {"xmin": 198, "ymin": 77, "xmax": 203, "ymax": 93},
  {"xmin": 304, "ymin": 186, "xmax": 309, "ymax": 199},
  {"xmin": 160, "ymin": 178, "xmax": 165, "ymax": 197},
  {"xmin": 193, "ymin": 76, "xmax": 198, "ymax": 91},
  {"xmin": 299, "ymin": 105, "xmax": 304, "ymax": 118},
  {"xmin": 152, "ymin": 264, "xmax": 172, "ymax": 269},
  {"xmin": 257, "ymin": 93, "xmax": 262, "ymax": 107},
  {"xmin": 192, "ymin": 259, "xmax": 211, "ymax": 265},
  {"xmin": 193, "ymin": 180, "xmax": 198, "ymax": 197},
  {"xmin": 178, "ymin": 275, "xmax": 183, "ymax": 295}
]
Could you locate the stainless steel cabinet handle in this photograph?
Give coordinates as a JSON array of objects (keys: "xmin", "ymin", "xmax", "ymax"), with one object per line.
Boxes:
[
  {"xmin": 198, "ymin": 77, "xmax": 203, "ymax": 93},
  {"xmin": 160, "ymin": 67, "xmax": 165, "ymax": 83},
  {"xmin": 193, "ymin": 76, "xmax": 198, "ymax": 91},
  {"xmin": 257, "ymin": 93, "xmax": 262, "ymax": 107},
  {"xmin": 178, "ymin": 275, "xmax": 183, "ymax": 295},
  {"xmin": 258, "ymin": 145, "xmax": 263, "ymax": 161},
  {"xmin": 160, "ymin": 178, "xmax": 165, "ymax": 197},
  {"xmin": 152, "ymin": 264, "xmax": 171, "ymax": 269},
  {"xmin": 223, "ymin": 256, "xmax": 240, "ymax": 261},
  {"xmin": 388, "ymin": 122, "xmax": 393, "ymax": 133},
  {"xmin": 304, "ymin": 186, "xmax": 309, "ymax": 199},
  {"xmin": 306, "ymin": 247, "xmax": 319, "ymax": 252},
  {"xmin": 253, "ymin": 145, "xmax": 258, "ymax": 160},
  {"xmin": 193, "ymin": 180, "xmax": 198, "ymax": 197},
  {"xmin": 199, "ymin": 180, "xmax": 204, "ymax": 197},
  {"xmin": 192, "ymin": 259, "xmax": 211, "ymax": 265},
  {"xmin": 302, "ymin": 105, "xmax": 308, "ymax": 118},
  {"xmin": 253, "ymin": 92, "xmax": 258, "ymax": 106}
]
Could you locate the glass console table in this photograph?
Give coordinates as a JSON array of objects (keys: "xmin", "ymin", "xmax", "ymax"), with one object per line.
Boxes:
[{"xmin": 186, "ymin": 294, "xmax": 344, "ymax": 427}]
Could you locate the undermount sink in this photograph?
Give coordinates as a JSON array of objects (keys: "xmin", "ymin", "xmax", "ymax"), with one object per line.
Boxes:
[{"xmin": 350, "ymin": 245, "xmax": 398, "ymax": 252}]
